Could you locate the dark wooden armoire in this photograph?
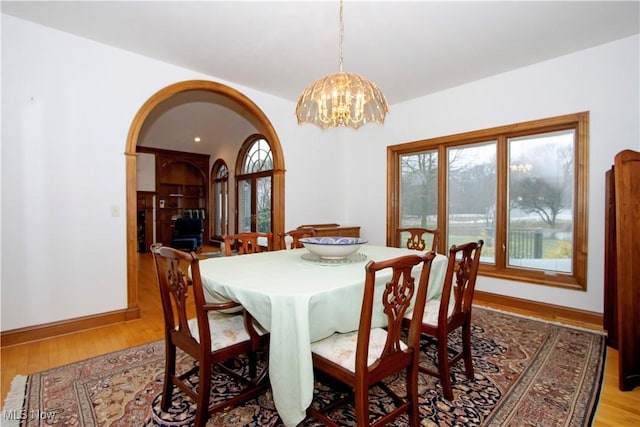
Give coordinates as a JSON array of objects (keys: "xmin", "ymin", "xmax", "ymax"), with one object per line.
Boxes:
[{"xmin": 604, "ymin": 149, "xmax": 640, "ymax": 391}]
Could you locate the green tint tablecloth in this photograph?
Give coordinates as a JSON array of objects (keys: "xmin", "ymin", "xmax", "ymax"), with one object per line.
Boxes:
[{"xmin": 198, "ymin": 245, "xmax": 448, "ymax": 427}]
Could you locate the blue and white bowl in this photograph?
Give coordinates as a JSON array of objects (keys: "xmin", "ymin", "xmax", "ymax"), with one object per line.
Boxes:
[{"xmin": 298, "ymin": 236, "xmax": 368, "ymax": 260}]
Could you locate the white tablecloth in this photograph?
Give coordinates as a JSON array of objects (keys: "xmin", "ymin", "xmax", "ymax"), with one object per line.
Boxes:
[{"xmin": 198, "ymin": 245, "xmax": 448, "ymax": 426}]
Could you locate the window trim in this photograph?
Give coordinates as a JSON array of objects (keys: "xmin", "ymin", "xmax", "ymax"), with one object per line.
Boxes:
[{"xmin": 387, "ymin": 112, "xmax": 589, "ymax": 290}]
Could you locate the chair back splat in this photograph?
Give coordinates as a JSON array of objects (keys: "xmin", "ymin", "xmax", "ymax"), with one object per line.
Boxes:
[
  {"xmin": 405, "ymin": 239, "xmax": 484, "ymax": 401},
  {"xmin": 307, "ymin": 251, "xmax": 437, "ymax": 427},
  {"xmin": 442, "ymin": 240, "xmax": 484, "ymax": 325},
  {"xmin": 398, "ymin": 227, "xmax": 440, "ymax": 252},
  {"xmin": 223, "ymin": 232, "xmax": 273, "ymax": 256},
  {"xmin": 278, "ymin": 228, "xmax": 316, "ymax": 249},
  {"xmin": 150, "ymin": 243, "xmax": 268, "ymax": 426}
]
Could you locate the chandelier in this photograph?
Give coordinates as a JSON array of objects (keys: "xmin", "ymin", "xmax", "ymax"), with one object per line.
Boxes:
[{"xmin": 295, "ymin": 0, "xmax": 389, "ymax": 129}]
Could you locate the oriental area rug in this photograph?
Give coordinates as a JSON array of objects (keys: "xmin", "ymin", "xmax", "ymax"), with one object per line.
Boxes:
[{"xmin": 2, "ymin": 307, "xmax": 605, "ymax": 426}]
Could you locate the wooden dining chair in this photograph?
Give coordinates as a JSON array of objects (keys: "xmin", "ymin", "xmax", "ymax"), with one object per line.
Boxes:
[
  {"xmin": 403, "ymin": 239, "xmax": 484, "ymax": 400},
  {"xmin": 307, "ymin": 251, "xmax": 437, "ymax": 427},
  {"xmin": 278, "ymin": 228, "xmax": 316, "ymax": 249},
  {"xmin": 150, "ymin": 243, "xmax": 269, "ymax": 426},
  {"xmin": 223, "ymin": 232, "xmax": 273, "ymax": 256},
  {"xmin": 398, "ymin": 227, "xmax": 440, "ymax": 252}
]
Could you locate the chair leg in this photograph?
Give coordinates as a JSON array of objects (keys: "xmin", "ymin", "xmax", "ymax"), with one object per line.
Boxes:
[
  {"xmin": 161, "ymin": 342, "xmax": 176, "ymax": 411},
  {"xmin": 437, "ymin": 335, "xmax": 454, "ymax": 401},
  {"xmin": 462, "ymin": 322, "xmax": 474, "ymax": 379},
  {"xmin": 194, "ymin": 361, "xmax": 212, "ymax": 427},
  {"xmin": 248, "ymin": 350, "xmax": 257, "ymax": 379},
  {"xmin": 354, "ymin": 385, "xmax": 370, "ymax": 427},
  {"xmin": 407, "ymin": 365, "xmax": 420, "ymax": 426}
]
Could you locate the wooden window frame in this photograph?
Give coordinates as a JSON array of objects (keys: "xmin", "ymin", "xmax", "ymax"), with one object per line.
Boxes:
[
  {"xmin": 210, "ymin": 159, "xmax": 229, "ymax": 241},
  {"xmin": 235, "ymin": 134, "xmax": 274, "ymax": 234},
  {"xmin": 387, "ymin": 112, "xmax": 589, "ymax": 290}
]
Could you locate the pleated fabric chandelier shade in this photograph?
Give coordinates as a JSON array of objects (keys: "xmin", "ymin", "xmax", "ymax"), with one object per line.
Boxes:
[{"xmin": 295, "ymin": 0, "xmax": 389, "ymax": 129}]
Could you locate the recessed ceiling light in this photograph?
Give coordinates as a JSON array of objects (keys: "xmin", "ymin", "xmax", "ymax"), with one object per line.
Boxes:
[{"xmin": 194, "ymin": 137, "xmax": 201, "ymax": 142}]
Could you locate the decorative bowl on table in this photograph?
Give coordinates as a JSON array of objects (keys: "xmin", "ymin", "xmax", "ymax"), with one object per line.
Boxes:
[{"xmin": 298, "ymin": 236, "xmax": 368, "ymax": 260}]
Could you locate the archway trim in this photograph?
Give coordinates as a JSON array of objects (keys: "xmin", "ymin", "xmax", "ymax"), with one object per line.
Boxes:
[{"xmin": 125, "ymin": 80, "xmax": 285, "ymax": 313}]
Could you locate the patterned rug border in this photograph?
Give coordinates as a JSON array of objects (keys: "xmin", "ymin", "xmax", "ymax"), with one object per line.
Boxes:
[{"xmin": 474, "ymin": 304, "xmax": 607, "ymax": 335}]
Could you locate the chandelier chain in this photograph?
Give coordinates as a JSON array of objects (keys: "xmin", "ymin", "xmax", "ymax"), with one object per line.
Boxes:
[{"xmin": 339, "ymin": 0, "xmax": 344, "ymax": 73}]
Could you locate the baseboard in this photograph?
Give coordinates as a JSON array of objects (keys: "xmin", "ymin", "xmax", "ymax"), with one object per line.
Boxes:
[
  {"xmin": 474, "ymin": 290, "xmax": 604, "ymax": 331},
  {"xmin": 0, "ymin": 307, "xmax": 140, "ymax": 348}
]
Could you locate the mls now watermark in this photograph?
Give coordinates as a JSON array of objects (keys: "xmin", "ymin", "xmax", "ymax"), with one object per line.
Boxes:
[{"xmin": 2, "ymin": 409, "xmax": 59, "ymax": 422}]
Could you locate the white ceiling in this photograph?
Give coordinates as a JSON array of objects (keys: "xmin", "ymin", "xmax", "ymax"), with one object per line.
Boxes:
[{"xmin": 4, "ymin": 1, "xmax": 639, "ymax": 152}]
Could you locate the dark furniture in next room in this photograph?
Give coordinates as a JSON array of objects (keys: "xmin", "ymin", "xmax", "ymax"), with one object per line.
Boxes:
[{"xmin": 171, "ymin": 218, "xmax": 204, "ymax": 252}]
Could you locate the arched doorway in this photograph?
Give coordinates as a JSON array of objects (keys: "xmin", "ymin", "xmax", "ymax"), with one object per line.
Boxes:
[{"xmin": 124, "ymin": 80, "xmax": 285, "ymax": 315}]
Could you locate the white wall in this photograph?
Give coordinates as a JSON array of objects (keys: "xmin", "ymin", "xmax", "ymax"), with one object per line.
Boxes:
[
  {"xmin": 0, "ymin": 15, "xmax": 338, "ymax": 331},
  {"xmin": 345, "ymin": 35, "xmax": 640, "ymax": 314},
  {"xmin": 2, "ymin": 14, "xmax": 638, "ymax": 331}
]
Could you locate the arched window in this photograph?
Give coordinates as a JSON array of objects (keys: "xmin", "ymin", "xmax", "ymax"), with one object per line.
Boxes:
[
  {"xmin": 235, "ymin": 135, "xmax": 273, "ymax": 233},
  {"xmin": 210, "ymin": 159, "xmax": 229, "ymax": 241}
]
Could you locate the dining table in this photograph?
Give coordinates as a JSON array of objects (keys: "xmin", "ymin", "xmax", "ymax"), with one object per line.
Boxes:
[{"xmin": 198, "ymin": 244, "xmax": 448, "ymax": 427}]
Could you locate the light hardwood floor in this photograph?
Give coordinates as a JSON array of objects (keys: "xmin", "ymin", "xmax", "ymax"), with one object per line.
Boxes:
[{"xmin": 2, "ymin": 249, "xmax": 639, "ymax": 426}]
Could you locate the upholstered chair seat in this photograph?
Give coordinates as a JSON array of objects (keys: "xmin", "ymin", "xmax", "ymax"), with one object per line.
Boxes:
[{"xmin": 310, "ymin": 328, "xmax": 408, "ymax": 372}]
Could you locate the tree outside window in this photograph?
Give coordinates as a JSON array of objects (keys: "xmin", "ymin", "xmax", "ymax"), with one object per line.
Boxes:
[
  {"xmin": 399, "ymin": 150, "xmax": 438, "ymax": 229},
  {"xmin": 508, "ymin": 131, "xmax": 574, "ymax": 273},
  {"xmin": 447, "ymin": 142, "xmax": 497, "ymax": 263}
]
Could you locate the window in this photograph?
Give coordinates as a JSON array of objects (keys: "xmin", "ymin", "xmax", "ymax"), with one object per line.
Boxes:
[
  {"xmin": 507, "ymin": 131, "xmax": 575, "ymax": 273},
  {"xmin": 211, "ymin": 159, "xmax": 229, "ymax": 241},
  {"xmin": 236, "ymin": 135, "xmax": 273, "ymax": 233},
  {"xmin": 447, "ymin": 142, "xmax": 497, "ymax": 257},
  {"xmin": 387, "ymin": 112, "xmax": 589, "ymax": 290}
]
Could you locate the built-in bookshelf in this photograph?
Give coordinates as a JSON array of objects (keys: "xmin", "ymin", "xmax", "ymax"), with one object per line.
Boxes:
[{"xmin": 151, "ymin": 149, "xmax": 210, "ymax": 245}]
